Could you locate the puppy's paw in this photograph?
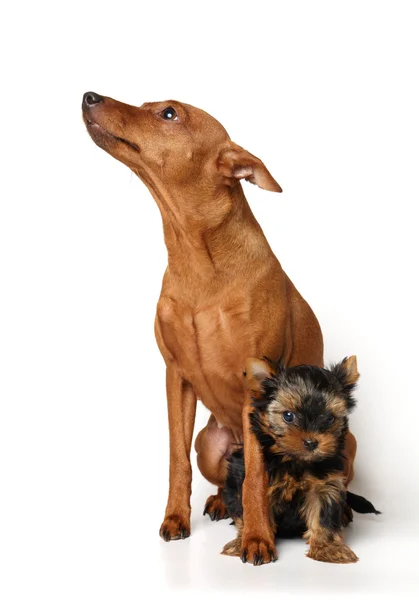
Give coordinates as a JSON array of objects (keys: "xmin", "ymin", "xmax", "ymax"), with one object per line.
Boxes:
[
  {"xmin": 203, "ymin": 494, "xmax": 229, "ymax": 521},
  {"xmin": 159, "ymin": 514, "xmax": 190, "ymax": 542},
  {"xmin": 240, "ymin": 537, "xmax": 278, "ymax": 566},
  {"xmin": 221, "ymin": 537, "xmax": 241, "ymax": 557},
  {"xmin": 307, "ymin": 541, "xmax": 358, "ymax": 564}
]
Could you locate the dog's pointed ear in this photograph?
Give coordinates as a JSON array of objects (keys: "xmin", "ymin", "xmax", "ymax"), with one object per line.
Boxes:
[
  {"xmin": 244, "ymin": 357, "xmax": 277, "ymax": 394},
  {"xmin": 217, "ymin": 143, "xmax": 282, "ymax": 192}
]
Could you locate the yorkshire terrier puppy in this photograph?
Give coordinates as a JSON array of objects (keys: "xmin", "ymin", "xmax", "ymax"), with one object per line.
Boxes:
[{"xmin": 222, "ymin": 356, "xmax": 380, "ymax": 565}]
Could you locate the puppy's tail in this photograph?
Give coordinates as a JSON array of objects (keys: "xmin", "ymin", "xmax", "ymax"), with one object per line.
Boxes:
[{"xmin": 346, "ymin": 491, "xmax": 381, "ymax": 515}]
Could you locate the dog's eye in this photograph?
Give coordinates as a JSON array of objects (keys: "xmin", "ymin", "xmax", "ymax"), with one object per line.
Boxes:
[
  {"xmin": 326, "ymin": 415, "xmax": 335, "ymax": 425},
  {"xmin": 161, "ymin": 107, "xmax": 178, "ymax": 121},
  {"xmin": 283, "ymin": 411, "xmax": 295, "ymax": 423}
]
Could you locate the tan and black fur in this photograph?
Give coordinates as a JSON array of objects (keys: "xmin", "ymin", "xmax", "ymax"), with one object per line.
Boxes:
[{"xmin": 222, "ymin": 356, "xmax": 380, "ymax": 565}]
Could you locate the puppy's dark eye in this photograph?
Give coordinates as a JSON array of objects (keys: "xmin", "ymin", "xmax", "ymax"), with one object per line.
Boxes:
[
  {"xmin": 326, "ymin": 415, "xmax": 335, "ymax": 425},
  {"xmin": 283, "ymin": 411, "xmax": 295, "ymax": 423},
  {"xmin": 161, "ymin": 107, "xmax": 178, "ymax": 121}
]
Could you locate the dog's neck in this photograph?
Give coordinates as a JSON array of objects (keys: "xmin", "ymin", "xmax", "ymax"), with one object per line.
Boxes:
[{"xmin": 139, "ymin": 177, "xmax": 276, "ymax": 283}]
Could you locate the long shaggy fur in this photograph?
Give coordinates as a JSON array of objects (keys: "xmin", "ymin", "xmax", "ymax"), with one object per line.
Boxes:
[{"xmin": 222, "ymin": 358, "xmax": 380, "ymax": 562}]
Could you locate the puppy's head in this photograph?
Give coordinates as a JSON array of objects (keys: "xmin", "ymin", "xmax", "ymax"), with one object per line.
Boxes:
[{"xmin": 245, "ymin": 356, "xmax": 359, "ymax": 461}]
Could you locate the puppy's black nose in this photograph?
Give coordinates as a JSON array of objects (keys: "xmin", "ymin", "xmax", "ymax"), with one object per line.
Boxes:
[
  {"xmin": 83, "ymin": 91, "xmax": 104, "ymax": 109},
  {"xmin": 303, "ymin": 439, "xmax": 318, "ymax": 451}
]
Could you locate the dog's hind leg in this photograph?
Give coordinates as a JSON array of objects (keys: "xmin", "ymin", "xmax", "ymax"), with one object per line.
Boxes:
[
  {"xmin": 195, "ymin": 415, "xmax": 232, "ymax": 486},
  {"xmin": 203, "ymin": 488, "xmax": 229, "ymax": 521},
  {"xmin": 195, "ymin": 415, "xmax": 232, "ymax": 520}
]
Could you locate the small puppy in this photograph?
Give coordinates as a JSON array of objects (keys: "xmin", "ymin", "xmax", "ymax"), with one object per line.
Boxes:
[{"xmin": 222, "ymin": 356, "xmax": 380, "ymax": 565}]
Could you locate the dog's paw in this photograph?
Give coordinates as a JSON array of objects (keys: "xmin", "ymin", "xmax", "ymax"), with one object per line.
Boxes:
[
  {"xmin": 159, "ymin": 514, "xmax": 190, "ymax": 542},
  {"xmin": 203, "ymin": 494, "xmax": 229, "ymax": 521},
  {"xmin": 307, "ymin": 541, "xmax": 358, "ymax": 564},
  {"xmin": 240, "ymin": 537, "xmax": 278, "ymax": 566}
]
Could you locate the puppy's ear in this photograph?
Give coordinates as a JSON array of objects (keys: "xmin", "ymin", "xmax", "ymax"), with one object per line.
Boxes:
[
  {"xmin": 244, "ymin": 357, "xmax": 277, "ymax": 395},
  {"xmin": 338, "ymin": 355, "xmax": 360, "ymax": 386},
  {"xmin": 217, "ymin": 143, "xmax": 282, "ymax": 192},
  {"xmin": 331, "ymin": 356, "xmax": 359, "ymax": 410}
]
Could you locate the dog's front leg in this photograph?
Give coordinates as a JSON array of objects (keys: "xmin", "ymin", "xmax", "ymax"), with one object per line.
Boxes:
[
  {"xmin": 240, "ymin": 391, "xmax": 277, "ymax": 565},
  {"xmin": 159, "ymin": 367, "xmax": 197, "ymax": 541}
]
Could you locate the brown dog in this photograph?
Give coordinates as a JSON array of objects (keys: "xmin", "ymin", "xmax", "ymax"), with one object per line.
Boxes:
[{"xmin": 82, "ymin": 92, "xmax": 357, "ymax": 564}]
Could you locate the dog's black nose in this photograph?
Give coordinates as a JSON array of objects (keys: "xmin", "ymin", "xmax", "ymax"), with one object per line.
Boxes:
[
  {"xmin": 83, "ymin": 91, "xmax": 104, "ymax": 109},
  {"xmin": 303, "ymin": 439, "xmax": 318, "ymax": 451}
]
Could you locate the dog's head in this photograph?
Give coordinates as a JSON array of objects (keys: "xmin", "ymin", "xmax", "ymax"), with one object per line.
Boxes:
[
  {"xmin": 245, "ymin": 356, "xmax": 359, "ymax": 462},
  {"xmin": 82, "ymin": 92, "xmax": 281, "ymax": 198}
]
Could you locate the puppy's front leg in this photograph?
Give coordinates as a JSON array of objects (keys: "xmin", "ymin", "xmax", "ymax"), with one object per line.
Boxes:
[
  {"xmin": 303, "ymin": 475, "xmax": 358, "ymax": 563},
  {"xmin": 240, "ymin": 392, "xmax": 277, "ymax": 565},
  {"xmin": 159, "ymin": 367, "xmax": 197, "ymax": 541}
]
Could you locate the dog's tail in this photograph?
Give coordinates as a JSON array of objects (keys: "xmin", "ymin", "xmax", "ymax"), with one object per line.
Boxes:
[{"xmin": 346, "ymin": 491, "xmax": 381, "ymax": 515}]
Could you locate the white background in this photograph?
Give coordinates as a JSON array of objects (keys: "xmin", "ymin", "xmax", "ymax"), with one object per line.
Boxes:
[{"xmin": 1, "ymin": 1, "xmax": 418, "ymax": 598}]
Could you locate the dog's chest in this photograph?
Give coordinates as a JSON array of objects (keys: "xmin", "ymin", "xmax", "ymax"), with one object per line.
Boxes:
[{"xmin": 156, "ymin": 295, "xmax": 258, "ymax": 423}]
